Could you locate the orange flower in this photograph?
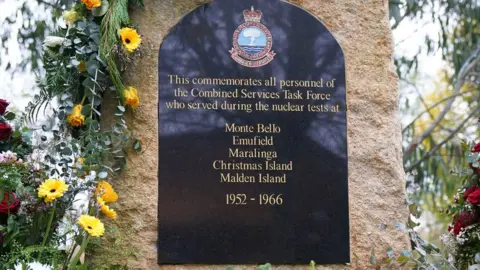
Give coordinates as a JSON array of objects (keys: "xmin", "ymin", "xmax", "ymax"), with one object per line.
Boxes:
[
  {"xmin": 67, "ymin": 104, "xmax": 85, "ymax": 127},
  {"xmin": 95, "ymin": 181, "xmax": 118, "ymax": 203},
  {"xmin": 81, "ymin": 0, "xmax": 101, "ymax": 10},
  {"xmin": 124, "ymin": 87, "xmax": 140, "ymax": 109}
]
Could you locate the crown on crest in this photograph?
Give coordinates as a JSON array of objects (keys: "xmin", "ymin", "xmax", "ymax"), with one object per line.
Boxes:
[{"xmin": 243, "ymin": 6, "xmax": 262, "ymax": 22}]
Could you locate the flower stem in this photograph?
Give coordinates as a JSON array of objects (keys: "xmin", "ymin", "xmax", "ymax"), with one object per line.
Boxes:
[
  {"xmin": 69, "ymin": 234, "xmax": 90, "ymax": 268},
  {"xmin": 80, "ymin": 95, "xmax": 87, "ymax": 105},
  {"xmin": 37, "ymin": 201, "xmax": 56, "ymax": 260}
]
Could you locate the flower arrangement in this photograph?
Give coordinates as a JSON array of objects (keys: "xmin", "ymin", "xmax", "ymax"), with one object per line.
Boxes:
[
  {"xmin": 0, "ymin": 0, "xmax": 144, "ymax": 268},
  {"xmin": 441, "ymin": 142, "xmax": 480, "ymax": 268},
  {"xmin": 0, "ymin": 102, "xmax": 124, "ymax": 268}
]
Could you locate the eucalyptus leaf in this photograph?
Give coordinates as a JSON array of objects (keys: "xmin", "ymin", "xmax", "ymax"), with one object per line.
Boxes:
[
  {"xmin": 386, "ymin": 247, "xmax": 394, "ymax": 258},
  {"xmin": 370, "ymin": 248, "xmax": 376, "ymax": 265},
  {"xmin": 98, "ymin": 171, "xmax": 108, "ymax": 179},
  {"xmin": 390, "ymin": 5, "xmax": 401, "ymax": 22},
  {"xmin": 92, "ymin": 0, "xmax": 109, "ymax": 17},
  {"xmin": 134, "ymin": 140, "xmax": 142, "ymax": 152},
  {"xmin": 62, "ymin": 147, "xmax": 72, "ymax": 156},
  {"xmin": 87, "ymin": 60, "xmax": 100, "ymax": 78}
]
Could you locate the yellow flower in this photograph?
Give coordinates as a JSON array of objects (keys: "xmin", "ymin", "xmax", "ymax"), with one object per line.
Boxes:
[
  {"xmin": 77, "ymin": 61, "xmax": 86, "ymax": 73},
  {"xmin": 38, "ymin": 179, "xmax": 69, "ymax": 203},
  {"xmin": 77, "ymin": 157, "xmax": 85, "ymax": 166},
  {"xmin": 95, "ymin": 181, "xmax": 118, "ymax": 203},
  {"xmin": 63, "ymin": 9, "xmax": 82, "ymax": 25},
  {"xmin": 119, "ymin": 27, "xmax": 141, "ymax": 52},
  {"xmin": 67, "ymin": 104, "xmax": 85, "ymax": 127},
  {"xmin": 97, "ymin": 197, "xmax": 117, "ymax": 219},
  {"xmin": 78, "ymin": 215, "xmax": 104, "ymax": 237},
  {"xmin": 124, "ymin": 87, "xmax": 140, "ymax": 108},
  {"xmin": 81, "ymin": 0, "xmax": 101, "ymax": 10}
]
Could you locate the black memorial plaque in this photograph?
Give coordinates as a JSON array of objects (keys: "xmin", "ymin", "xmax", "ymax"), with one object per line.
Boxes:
[{"xmin": 158, "ymin": 0, "xmax": 349, "ymax": 264}]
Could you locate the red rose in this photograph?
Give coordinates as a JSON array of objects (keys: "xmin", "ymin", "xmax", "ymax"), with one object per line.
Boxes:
[
  {"xmin": 452, "ymin": 220, "xmax": 463, "ymax": 236},
  {"xmin": 0, "ymin": 192, "xmax": 20, "ymax": 215},
  {"xmin": 0, "ymin": 99, "xmax": 8, "ymax": 115},
  {"xmin": 464, "ymin": 185, "xmax": 478, "ymax": 198},
  {"xmin": 0, "ymin": 123, "xmax": 12, "ymax": 141},
  {"xmin": 472, "ymin": 142, "xmax": 480, "ymax": 153},
  {"xmin": 465, "ymin": 186, "xmax": 480, "ymax": 205},
  {"xmin": 458, "ymin": 211, "xmax": 478, "ymax": 227}
]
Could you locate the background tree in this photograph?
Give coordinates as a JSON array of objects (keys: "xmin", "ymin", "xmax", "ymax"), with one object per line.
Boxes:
[{"xmin": 390, "ymin": 0, "xmax": 479, "ymax": 245}]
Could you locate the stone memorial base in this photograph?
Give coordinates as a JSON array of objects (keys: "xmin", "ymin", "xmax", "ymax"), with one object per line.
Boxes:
[{"xmin": 98, "ymin": 0, "xmax": 410, "ymax": 269}]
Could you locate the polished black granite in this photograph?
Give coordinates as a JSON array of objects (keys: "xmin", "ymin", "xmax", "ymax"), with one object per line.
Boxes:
[{"xmin": 158, "ymin": 0, "xmax": 349, "ymax": 264}]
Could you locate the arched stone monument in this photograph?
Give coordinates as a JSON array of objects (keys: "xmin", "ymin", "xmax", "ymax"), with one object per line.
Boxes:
[{"xmin": 98, "ymin": 0, "xmax": 410, "ymax": 269}]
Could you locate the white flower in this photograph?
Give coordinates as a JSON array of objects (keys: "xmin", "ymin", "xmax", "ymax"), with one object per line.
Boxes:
[
  {"xmin": 43, "ymin": 36, "xmax": 66, "ymax": 48},
  {"xmin": 14, "ymin": 261, "xmax": 52, "ymax": 270}
]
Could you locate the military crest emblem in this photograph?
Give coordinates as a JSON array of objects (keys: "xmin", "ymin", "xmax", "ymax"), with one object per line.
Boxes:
[{"xmin": 230, "ymin": 7, "xmax": 275, "ymax": 68}]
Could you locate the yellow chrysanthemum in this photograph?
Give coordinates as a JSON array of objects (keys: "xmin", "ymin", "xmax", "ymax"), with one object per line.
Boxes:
[
  {"xmin": 97, "ymin": 197, "xmax": 117, "ymax": 219},
  {"xmin": 38, "ymin": 179, "xmax": 69, "ymax": 203},
  {"xmin": 63, "ymin": 9, "xmax": 82, "ymax": 25},
  {"xmin": 95, "ymin": 181, "xmax": 118, "ymax": 203},
  {"xmin": 81, "ymin": 0, "xmax": 101, "ymax": 10},
  {"xmin": 119, "ymin": 28, "xmax": 141, "ymax": 52},
  {"xmin": 67, "ymin": 104, "xmax": 85, "ymax": 127},
  {"xmin": 78, "ymin": 215, "xmax": 104, "ymax": 237},
  {"xmin": 124, "ymin": 87, "xmax": 140, "ymax": 108}
]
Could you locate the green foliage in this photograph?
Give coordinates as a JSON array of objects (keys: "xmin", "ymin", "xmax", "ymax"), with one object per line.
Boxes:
[
  {"xmin": 0, "ymin": 241, "xmax": 66, "ymax": 269},
  {"xmin": 390, "ymin": 0, "xmax": 479, "ymax": 78},
  {"xmin": 100, "ymin": 0, "xmax": 130, "ymax": 96},
  {"xmin": 128, "ymin": 0, "xmax": 144, "ymax": 8},
  {"xmin": 1, "ymin": 1, "xmax": 141, "ymax": 268},
  {"xmin": 256, "ymin": 263, "xmax": 272, "ymax": 270}
]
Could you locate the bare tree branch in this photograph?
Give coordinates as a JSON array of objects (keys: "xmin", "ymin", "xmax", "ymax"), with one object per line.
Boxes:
[
  {"xmin": 405, "ymin": 107, "xmax": 480, "ymax": 172},
  {"xmin": 404, "ymin": 46, "xmax": 480, "ymax": 159},
  {"xmin": 402, "ymin": 87, "xmax": 477, "ymax": 134}
]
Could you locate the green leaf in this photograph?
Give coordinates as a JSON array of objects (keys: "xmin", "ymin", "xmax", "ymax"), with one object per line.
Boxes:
[
  {"xmin": 390, "ymin": 5, "xmax": 401, "ymax": 22},
  {"xmin": 4, "ymin": 111, "xmax": 15, "ymax": 120},
  {"xmin": 133, "ymin": 140, "xmax": 142, "ymax": 152},
  {"xmin": 475, "ymin": 253, "xmax": 480, "ymax": 263},
  {"xmin": 87, "ymin": 60, "xmax": 101, "ymax": 78},
  {"xmin": 12, "ymin": 130, "xmax": 21, "ymax": 138},
  {"xmin": 62, "ymin": 147, "xmax": 72, "ymax": 155},
  {"xmin": 397, "ymin": 256, "xmax": 409, "ymax": 265},
  {"xmin": 256, "ymin": 263, "xmax": 271, "ymax": 270},
  {"xmin": 92, "ymin": 0, "xmax": 109, "ymax": 17},
  {"xmin": 386, "ymin": 247, "xmax": 394, "ymax": 258},
  {"xmin": 400, "ymin": 250, "xmax": 411, "ymax": 257},
  {"xmin": 370, "ymin": 248, "xmax": 376, "ymax": 265},
  {"xmin": 22, "ymin": 130, "xmax": 33, "ymax": 146}
]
